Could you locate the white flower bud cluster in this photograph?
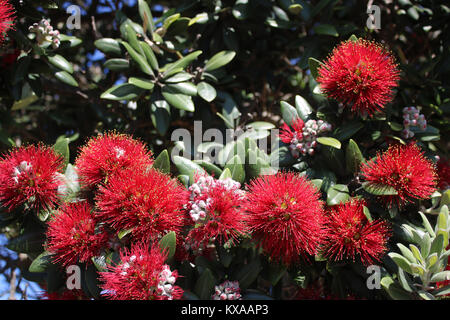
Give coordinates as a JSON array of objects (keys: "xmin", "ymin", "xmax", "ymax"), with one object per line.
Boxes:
[
  {"xmin": 29, "ymin": 19, "xmax": 61, "ymax": 49},
  {"xmin": 289, "ymin": 119, "xmax": 332, "ymax": 158},
  {"xmin": 401, "ymin": 106, "xmax": 427, "ymax": 139},
  {"xmin": 186, "ymin": 176, "xmax": 244, "ymax": 223},
  {"xmin": 157, "ymin": 265, "xmax": 178, "ymax": 300},
  {"xmin": 12, "ymin": 161, "xmax": 32, "ymax": 184},
  {"xmin": 212, "ymin": 280, "xmax": 242, "ymax": 300}
]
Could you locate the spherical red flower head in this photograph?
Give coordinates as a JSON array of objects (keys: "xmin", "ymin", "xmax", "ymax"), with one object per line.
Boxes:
[
  {"xmin": 187, "ymin": 183, "xmax": 248, "ymax": 247},
  {"xmin": 46, "ymin": 201, "xmax": 108, "ymax": 267},
  {"xmin": 75, "ymin": 132, "xmax": 153, "ymax": 189},
  {"xmin": 317, "ymin": 39, "xmax": 400, "ymax": 117},
  {"xmin": 95, "ymin": 168, "xmax": 187, "ymax": 243},
  {"xmin": 245, "ymin": 172, "xmax": 325, "ymax": 265},
  {"xmin": 321, "ymin": 199, "xmax": 391, "ymax": 265},
  {"xmin": 279, "ymin": 118, "xmax": 304, "ymax": 144},
  {"xmin": 99, "ymin": 242, "xmax": 184, "ymax": 300},
  {"xmin": 360, "ymin": 142, "xmax": 437, "ymax": 207},
  {"xmin": 437, "ymin": 158, "xmax": 450, "ymax": 190},
  {"xmin": 0, "ymin": 0, "xmax": 15, "ymax": 44},
  {"xmin": 0, "ymin": 145, "xmax": 63, "ymax": 211}
]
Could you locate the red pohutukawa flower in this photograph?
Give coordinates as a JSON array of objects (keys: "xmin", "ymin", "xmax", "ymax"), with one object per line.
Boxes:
[
  {"xmin": 186, "ymin": 176, "xmax": 248, "ymax": 247},
  {"xmin": 436, "ymin": 158, "xmax": 450, "ymax": 190},
  {"xmin": 279, "ymin": 118, "xmax": 304, "ymax": 144},
  {"xmin": 244, "ymin": 172, "xmax": 325, "ymax": 265},
  {"xmin": 95, "ymin": 168, "xmax": 187, "ymax": 243},
  {"xmin": 360, "ymin": 142, "xmax": 437, "ymax": 206},
  {"xmin": 46, "ymin": 201, "xmax": 108, "ymax": 267},
  {"xmin": 0, "ymin": 0, "xmax": 15, "ymax": 44},
  {"xmin": 321, "ymin": 199, "xmax": 391, "ymax": 265},
  {"xmin": 0, "ymin": 145, "xmax": 63, "ymax": 211},
  {"xmin": 75, "ymin": 132, "xmax": 154, "ymax": 188},
  {"xmin": 99, "ymin": 242, "xmax": 183, "ymax": 300},
  {"xmin": 317, "ymin": 39, "xmax": 400, "ymax": 117}
]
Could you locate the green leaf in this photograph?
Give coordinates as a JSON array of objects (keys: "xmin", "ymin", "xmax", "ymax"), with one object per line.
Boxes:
[
  {"xmin": 194, "ymin": 268, "xmax": 216, "ymax": 300},
  {"xmin": 53, "ymin": 137, "xmax": 70, "ymax": 168},
  {"xmin": 219, "ymin": 167, "xmax": 232, "ymax": 180},
  {"xmin": 173, "ymin": 156, "xmax": 206, "ymax": 182},
  {"xmin": 162, "ymin": 50, "xmax": 202, "ymax": 78},
  {"xmin": 204, "ymin": 50, "xmax": 236, "ymax": 71},
  {"xmin": 138, "ymin": 0, "xmax": 155, "ymax": 32},
  {"xmin": 121, "ymin": 41, "xmax": 154, "ymax": 76},
  {"xmin": 194, "ymin": 160, "xmax": 223, "ymax": 177},
  {"xmin": 159, "ymin": 231, "xmax": 177, "ymax": 260},
  {"xmin": 345, "ymin": 139, "xmax": 364, "ymax": 173},
  {"xmin": 419, "ymin": 211, "xmax": 435, "ymax": 238},
  {"xmin": 164, "ymin": 72, "xmax": 192, "ymax": 83},
  {"xmin": 29, "ymin": 251, "xmax": 52, "ymax": 273},
  {"xmin": 48, "ymin": 54, "xmax": 73, "ymax": 74},
  {"xmin": 94, "ymin": 38, "xmax": 122, "ymax": 56},
  {"xmin": 314, "ymin": 24, "xmax": 339, "ymax": 37},
  {"xmin": 388, "ymin": 252, "xmax": 413, "ymax": 274},
  {"xmin": 166, "ymin": 82, "xmax": 197, "ymax": 96},
  {"xmin": 280, "ymin": 101, "xmax": 299, "ymax": 126},
  {"xmin": 162, "ymin": 86, "xmax": 195, "ymax": 112},
  {"xmin": 100, "ymin": 83, "xmax": 144, "ymax": 101},
  {"xmin": 153, "ymin": 150, "xmax": 171, "ymax": 174},
  {"xmin": 128, "ymin": 77, "xmax": 154, "ymax": 90},
  {"xmin": 140, "ymin": 41, "xmax": 159, "ymax": 71},
  {"xmin": 362, "ymin": 182, "xmax": 398, "ymax": 196},
  {"xmin": 381, "ymin": 276, "xmax": 412, "ymax": 300},
  {"xmin": 334, "ymin": 121, "xmax": 364, "ymax": 141},
  {"xmin": 234, "ymin": 259, "xmax": 262, "ymax": 290},
  {"xmin": 118, "ymin": 228, "xmax": 133, "ymax": 239},
  {"xmin": 308, "ymin": 57, "xmax": 321, "ymax": 80},
  {"xmin": 317, "ymin": 137, "xmax": 341, "ymax": 149},
  {"xmin": 396, "ymin": 244, "xmax": 417, "ymax": 264},
  {"xmin": 349, "ymin": 34, "xmax": 359, "ymax": 42},
  {"xmin": 123, "ymin": 23, "xmax": 144, "ymax": 56},
  {"xmin": 197, "ymin": 81, "xmax": 217, "ymax": 102},
  {"xmin": 104, "ymin": 58, "xmax": 130, "ymax": 71},
  {"xmin": 84, "ymin": 265, "xmax": 101, "ymax": 299},
  {"xmin": 224, "ymin": 155, "xmax": 245, "ymax": 183},
  {"xmin": 295, "ymin": 95, "xmax": 312, "ymax": 121},
  {"xmin": 6, "ymin": 233, "xmax": 44, "ymax": 254},
  {"xmin": 54, "ymin": 71, "xmax": 78, "ymax": 87},
  {"xmin": 150, "ymin": 97, "xmax": 171, "ymax": 135},
  {"xmin": 326, "ymin": 184, "xmax": 349, "ymax": 206}
]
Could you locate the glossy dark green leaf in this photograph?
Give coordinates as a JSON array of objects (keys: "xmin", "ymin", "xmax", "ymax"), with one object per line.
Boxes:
[
  {"xmin": 162, "ymin": 50, "xmax": 202, "ymax": 78},
  {"xmin": 121, "ymin": 41, "xmax": 154, "ymax": 76},
  {"xmin": 53, "ymin": 137, "xmax": 70, "ymax": 168},
  {"xmin": 128, "ymin": 77, "xmax": 154, "ymax": 90},
  {"xmin": 194, "ymin": 268, "xmax": 216, "ymax": 300},
  {"xmin": 162, "ymin": 86, "xmax": 195, "ymax": 112},
  {"xmin": 29, "ymin": 251, "xmax": 52, "ymax": 273},
  {"xmin": 48, "ymin": 54, "xmax": 73, "ymax": 74},
  {"xmin": 204, "ymin": 51, "xmax": 236, "ymax": 71},
  {"xmin": 54, "ymin": 70, "xmax": 78, "ymax": 87},
  {"xmin": 100, "ymin": 83, "xmax": 144, "ymax": 101},
  {"xmin": 308, "ymin": 57, "xmax": 322, "ymax": 80},
  {"xmin": 153, "ymin": 149, "xmax": 171, "ymax": 174},
  {"xmin": 197, "ymin": 81, "xmax": 217, "ymax": 102},
  {"xmin": 159, "ymin": 231, "xmax": 177, "ymax": 260},
  {"xmin": 104, "ymin": 58, "xmax": 130, "ymax": 71},
  {"xmin": 317, "ymin": 137, "xmax": 341, "ymax": 149},
  {"xmin": 326, "ymin": 184, "xmax": 349, "ymax": 206},
  {"xmin": 280, "ymin": 101, "xmax": 299, "ymax": 126},
  {"xmin": 94, "ymin": 38, "xmax": 122, "ymax": 56},
  {"xmin": 345, "ymin": 139, "xmax": 364, "ymax": 173},
  {"xmin": 224, "ymin": 155, "xmax": 245, "ymax": 183}
]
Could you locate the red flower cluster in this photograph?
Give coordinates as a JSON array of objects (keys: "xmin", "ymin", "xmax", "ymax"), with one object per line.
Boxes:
[
  {"xmin": 185, "ymin": 175, "xmax": 247, "ymax": 249},
  {"xmin": 360, "ymin": 142, "xmax": 437, "ymax": 207},
  {"xmin": 279, "ymin": 118, "xmax": 304, "ymax": 144},
  {"xmin": 317, "ymin": 39, "xmax": 400, "ymax": 117},
  {"xmin": 95, "ymin": 168, "xmax": 187, "ymax": 243},
  {"xmin": 0, "ymin": 0, "xmax": 15, "ymax": 44},
  {"xmin": 321, "ymin": 199, "xmax": 391, "ymax": 265},
  {"xmin": 0, "ymin": 145, "xmax": 63, "ymax": 211},
  {"xmin": 75, "ymin": 132, "xmax": 154, "ymax": 188},
  {"xmin": 99, "ymin": 242, "xmax": 183, "ymax": 300},
  {"xmin": 436, "ymin": 158, "xmax": 450, "ymax": 190},
  {"xmin": 245, "ymin": 172, "xmax": 325, "ymax": 265},
  {"xmin": 46, "ymin": 201, "xmax": 109, "ymax": 267}
]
